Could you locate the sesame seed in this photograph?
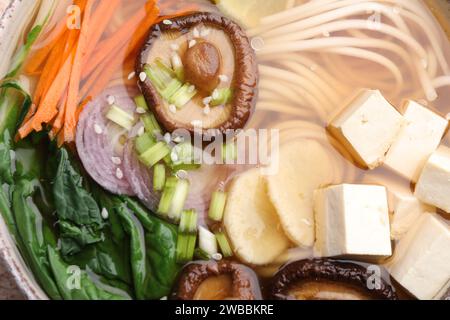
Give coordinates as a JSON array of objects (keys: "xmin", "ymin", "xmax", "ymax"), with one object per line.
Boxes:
[
  {"xmin": 200, "ymin": 28, "xmax": 210, "ymax": 37},
  {"xmin": 160, "ymin": 296, "xmax": 168, "ymax": 300},
  {"xmin": 170, "ymin": 43, "xmax": 180, "ymax": 51},
  {"xmin": 94, "ymin": 124, "xmax": 103, "ymax": 135},
  {"xmin": 111, "ymin": 157, "xmax": 122, "ymax": 165},
  {"xmin": 137, "ymin": 126, "xmax": 145, "ymax": 137},
  {"xmin": 176, "ymin": 170, "xmax": 188, "ymax": 179},
  {"xmin": 136, "ymin": 107, "xmax": 146, "ymax": 114},
  {"xmin": 322, "ymin": 31, "xmax": 330, "ymax": 37},
  {"xmin": 139, "ymin": 72, "xmax": 147, "ymax": 82},
  {"xmin": 127, "ymin": 71, "xmax": 136, "ymax": 80},
  {"xmin": 163, "ymin": 19, "xmax": 172, "ymax": 25},
  {"xmin": 106, "ymin": 95, "xmax": 115, "ymax": 105},
  {"xmin": 169, "ymin": 104, "xmax": 177, "ymax": 114},
  {"xmin": 188, "ymin": 40, "xmax": 197, "ymax": 48},
  {"xmin": 219, "ymin": 74, "xmax": 229, "ymax": 83},
  {"xmin": 212, "ymin": 89, "xmax": 220, "ymax": 100},
  {"xmin": 203, "ymin": 96, "xmax": 212, "ymax": 105},
  {"xmin": 164, "ymin": 132, "xmax": 172, "ymax": 144},
  {"xmin": 203, "ymin": 105, "xmax": 210, "ymax": 115},
  {"xmin": 250, "ymin": 37, "xmax": 265, "ymax": 51},
  {"xmin": 212, "ymin": 253, "xmax": 223, "ymax": 261},
  {"xmin": 101, "ymin": 208, "xmax": 109, "ymax": 219},
  {"xmin": 116, "ymin": 168, "xmax": 124, "ymax": 180},
  {"xmin": 193, "ymin": 27, "xmax": 200, "ymax": 38}
]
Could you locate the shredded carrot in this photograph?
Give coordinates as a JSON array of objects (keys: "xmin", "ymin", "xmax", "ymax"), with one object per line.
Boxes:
[
  {"xmin": 82, "ymin": 2, "xmax": 155, "ymax": 78},
  {"xmin": 24, "ymin": 22, "xmax": 67, "ymax": 74},
  {"xmin": 81, "ymin": 3, "xmax": 159, "ymax": 100},
  {"xmin": 18, "ymin": 0, "xmax": 161, "ymax": 145},
  {"xmin": 84, "ymin": 0, "xmax": 122, "ymax": 60},
  {"xmin": 63, "ymin": 0, "xmax": 95, "ymax": 143},
  {"xmin": 33, "ymin": 32, "xmax": 68, "ymax": 105}
]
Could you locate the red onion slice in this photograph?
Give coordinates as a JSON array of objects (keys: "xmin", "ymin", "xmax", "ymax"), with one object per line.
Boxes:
[
  {"xmin": 123, "ymin": 139, "xmax": 237, "ymax": 221},
  {"xmin": 76, "ymin": 86, "xmax": 138, "ymax": 195}
]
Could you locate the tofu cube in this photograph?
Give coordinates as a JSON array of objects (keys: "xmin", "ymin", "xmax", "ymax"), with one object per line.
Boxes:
[
  {"xmin": 328, "ymin": 89, "xmax": 404, "ymax": 169},
  {"xmin": 389, "ymin": 190, "xmax": 433, "ymax": 240},
  {"xmin": 385, "ymin": 100, "xmax": 448, "ymax": 181},
  {"xmin": 390, "ymin": 213, "xmax": 450, "ymax": 300},
  {"xmin": 415, "ymin": 146, "xmax": 450, "ymax": 212},
  {"xmin": 314, "ymin": 184, "xmax": 392, "ymax": 257}
]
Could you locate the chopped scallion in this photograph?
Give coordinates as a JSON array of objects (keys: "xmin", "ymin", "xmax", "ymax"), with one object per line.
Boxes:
[
  {"xmin": 135, "ymin": 133, "xmax": 156, "ymax": 155},
  {"xmin": 153, "ymin": 164, "xmax": 166, "ymax": 192},
  {"xmin": 106, "ymin": 105, "xmax": 135, "ymax": 130},
  {"xmin": 134, "ymin": 95, "xmax": 148, "ymax": 111},
  {"xmin": 168, "ymin": 179, "xmax": 190, "ymax": 221},
  {"xmin": 211, "ymin": 88, "xmax": 233, "ymax": 106},
  {"xmin": 169, "ymin": 83, "xmax": 197, "ymax": 109},
  {"xmin": 138, "ymin": 141, "xmax": 171, "ymax": 167},
  {"xmin": 215, "ymin": 232, "xmax": 233, "ymax": 257},
  {"xmin": 176, "ymin": 210, "xmax": 198, "ymax": 262},
  {"xmin": 208, "ymin": 191, "xmax": 227, "ymax": 222},
  {"xmin": 199, "ymin": 226, "xmax": 218, "ymax": 256},
  {"xmin": 157, "ymin": 176, "xmax": 178, "ymax": 215},
  {"xmin": 179, "ymin": 209, "xmax": 198, "ymax": 234},
  {"xmin": 141, "ymin": 113, "xmax": 162, "ymax": 136},
  {"xmin": 160, "ymin": 78, "xmax": 183, "ymax": 101}
]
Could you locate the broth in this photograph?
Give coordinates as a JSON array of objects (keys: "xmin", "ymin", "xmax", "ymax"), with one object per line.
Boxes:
[{"xmin": 6, "ymin": 0, "xmax": 450, "ymax": 300}]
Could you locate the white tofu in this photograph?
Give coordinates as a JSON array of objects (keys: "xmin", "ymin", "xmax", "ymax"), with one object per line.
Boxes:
[
  {"xmin": 415, "ymin": 146, "xmax": 450, "ymax": 212},
  {"xmin": 328, "ymin": 89, "xmax": 404, "ymax": 169},
  {"xmin": 314, "ymin": 184, "xmax": 392, "ymax": 258},
  {"xmin": 385, "ymin": 100, "xmax": 448, "ymax": 181},
  {"xmin": 389, "ymin": 190, "xmax": 433, "ymax": 240},
  {"xmin": 389, "ymin": 213, "xmax": 450, "ymax": 300}
]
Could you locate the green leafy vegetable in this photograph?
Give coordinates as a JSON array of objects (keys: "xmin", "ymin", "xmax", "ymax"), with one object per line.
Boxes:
[
  {"xmin": 12, "ymin": 179, "xmax": 61, "ymax": 299},
  {"xmin": 51, "ymin": 148, "xmax": 104, "ymax": 256},
  {"xmin": 47, "ymin": 246, "xmax": 131, "ymax": 300},
  {"xmin": 0, "ymin": 79, "xmax": 32, "ymax": 140},
  {"xmin": 120, "ymin": 197, "xmax": 180, "ymax": 300}
]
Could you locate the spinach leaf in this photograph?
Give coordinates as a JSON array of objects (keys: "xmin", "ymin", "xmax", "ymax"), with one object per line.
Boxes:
[
  {"xmin": 118, "ymin": 197, "xmax": 180, "ymax": 300},
  {"xmin": 0, "ymin": 79, "xmax": 32, "ymax": 140},
  {"xmin": 0, "ymin": 130, "xmax": 18, "ymax": 240},
  {"xmin": 64, "ymin": 188, "xmax": 132, "ymax": 289},
  {"xmin": 52, "ymin": 148, "xmax": 104, "ymax": 256},
  {"xmin": 12, "ymin": 179, "xmax": 61, "ymax": 299},
  {"xmin": 0, "ymin": 130, "xmax": 13, "ymax": 184},
  {"xmin": 47, "ymin": 246, "xmax": 131, "ymax": 300}
]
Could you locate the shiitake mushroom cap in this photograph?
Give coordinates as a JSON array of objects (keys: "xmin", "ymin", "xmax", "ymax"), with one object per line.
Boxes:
[
  {"xmin": 269, "ymin": 259, "xmax": 398, "ymax": 300},
  {"xmin": 136, "ymin": 12, "xmax": 258, "ymax": 140},
  {"xmin": 172, "ymin": 260, "xmax": 262, "ymax": 300}
]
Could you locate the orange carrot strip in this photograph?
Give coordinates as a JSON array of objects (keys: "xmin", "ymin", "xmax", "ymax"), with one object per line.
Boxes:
[
  {"xmin": 84, "ymin": 0, "xmax": 121, "ymax": 60},
  {"xmin": 24, "ymin": 22, "xmax": 67, "ymax": 73},
  {"xmin": 63, "ymin": 0, "xmax": 95, "ymax": 143},
  {"xmin": 81, "ymin": 4, "xmax": 159, "ymax": 100},
  {"xmin": 81, "ymin": 2, "xmax": 154, "ymax": 78},
  {"xmin": 30, "ymin": 46, "xmax": 76, "ymax": 132},
  {"xmin": 33, "ymin": 32, "xmax": 68, "ymax": 105}
]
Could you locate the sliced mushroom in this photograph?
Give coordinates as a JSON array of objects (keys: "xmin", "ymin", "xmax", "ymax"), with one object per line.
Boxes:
[
  {"xmin": 136, "ymin": 12, "xmax": 258, "ymax": 139},
  {"xmin": 270, "ymin": 259, "xmax": 398, "ymax": 300},
  {"xmin": 172, "ymin": 260, "xmax": 262, "ymax": 300}
]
